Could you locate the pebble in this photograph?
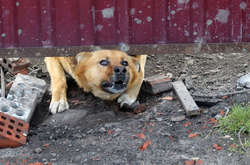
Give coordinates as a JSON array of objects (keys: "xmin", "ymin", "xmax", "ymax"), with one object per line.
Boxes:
[
  {"xmin": 99, "ymin": 127, "xmax": 106, "ymax": 133},
  {"xmin": 170, "ymin": 115, "xmax": 186, "ymax": 122},
  {"xmin": 51, "ymin": 152, "xmax": 57, "ymax": 157},
  {"xmin": 34, "ymin": 147, "xmax": 42, "ymax": 154}
]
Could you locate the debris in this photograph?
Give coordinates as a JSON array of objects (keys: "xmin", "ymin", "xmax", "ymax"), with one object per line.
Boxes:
[
  {"xmin": 172, "ymin": 81, "xmax": 200, "ymax": 116},
  {"xmin": 237, "ymin": 73, "xmax": 250, "ymax": 89},
  {"xmin": 0, "ymin": 58, "xmax": 30, "ymax": 74},
  {"xmin": 0, "ymin": 74, "xmax": 46, "ymax": 148},
  {"xmin": 188, "ymin": 133, "xmax": 198, "ymax": 138},
  {"xmin": 213, "ymin": 144, "xmax": 222, "ymax": 150},
  {"xmin": 142, "ymin": 74, "xmax": 172, "ymax": 95},
  {"xmin": 170, "ymin": 115, "xmax": 186, "ymax": 122},
  {"xmin": 136, "ymin": 133, "xmax": 145, "ymax": 139},
  {"xmin": 183, "ymin": 121, "xmax": 192, "ymax": 127},
  {"xmin": 1, "ymin": 67, "xmax": 5, "ymax": 97},
  {"xmin": 34, "ymin": 147, "xmax": 43, "ymax": 154},
  {"xmin": 139, "ymin": 140, "xmax": 152, "ymax": 151},
  {"xmin": 161, "ymin": 96, "xmax": 173, "ymax": 101}
]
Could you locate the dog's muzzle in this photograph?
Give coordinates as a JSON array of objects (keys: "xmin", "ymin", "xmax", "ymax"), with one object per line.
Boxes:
[{"xmin": 101, "ymin": 66, "xmax": 129, "ymax": 94}]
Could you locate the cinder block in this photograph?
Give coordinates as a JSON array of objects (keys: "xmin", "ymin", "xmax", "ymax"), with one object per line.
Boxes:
[{"xmin": 0, "ymin": 74, "xmax": 47, "ymax": 122}]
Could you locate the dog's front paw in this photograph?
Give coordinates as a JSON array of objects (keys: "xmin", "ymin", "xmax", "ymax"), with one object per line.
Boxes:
[
  {"xmin": 117, "ymin": 94, "xmax": 136, "ymax": 108},
  {"xmin": 49, "ymin": 99, "xmax": 69, "ymax": 114}
]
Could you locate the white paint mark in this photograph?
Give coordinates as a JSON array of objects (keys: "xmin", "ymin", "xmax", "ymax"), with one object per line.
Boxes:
[
  {"xmin": 16, "ymin": 2, "xmax": 20, "ymax": 7},
  {"xmin": 206, "ymin": 19, "xmax": 213, "ymax": 26},
  {"xmin": 146, "ymin": 16, "xmax": 152, "ymax": 22},
  {"xmin": 174, "ymin": 23, "xmax": 177, "ymax": 27},
  {"xmin": 130, "ymin": 8, "xmax": 136, "ymax": 15},
  {"xmin": 81, "ymin": 38, "xmax": 85, "ymax": 41},
  {"xmin": 102, "ymin": 7, "xmax": 114, "ymax": 19},
  {"xmin": 240, "ymin": 2, "xmax": 247, "ymax": 10},
  {"xmin": 42, "ymin": 40, "xmax": 52, "ymax": 47},
  {"xmin": 138, "ymin": 10, "xmax": 143, "ymax": 14},
  {"xmin": 193, "ymin": 31, "xmax": 198, "ymax": 35},
  {"xmin": 134, "ymin": 18, "xmax": 142, "ymax": 24},
  {"xmin": 1, "ymin": 33, "xmax": 6, "ymax": 38},
  {"xmin": 184, "ymin": 30, "xmax": 190, "ymax": 36},
  {"xmin": 193, "ymin": 23, "xmax": 198, "ymax": 27},
  {"xmin": 147, "ymin": 5, "xmax": 151, "ymax": 9},
  {"xmin": 120, "ymin": 43, "xmax": 130, "ymax": 52},
  {"xmin": 18, "ymin": 29, "xmax": 22, "ymax": 36},
  {"xmin": 80, "ymin": 24, "xmax": 84, "ymax": 30},
  {"xmin": 43, "ymin": 10, "xmax": 47, "ymax": 14},
  {"xmin": 178, "ymin": 0, "xmax": 190, "ymax": 4},
  {"xmin": 161, "ymin": 18, "xmax": 165, "ymax": 22},
  {"xmin": 167, "ymin": 16, "xmax": 171, "ymax": 20},
  {"xmin": 96, "ymin": 24, "xmax": 103, "ymax": 31},
  {"xmin": 215, "ymin": 9, "xmax": 230, "ymax": 24},
  {"xmin": 192, "ymin": 2, "xmax": 199, "ymax": 9},
  {"xmin": 177, "ymin": 8, "xmax": 183, "ymax": 12},
  {"xmin": 170, "ymin": 10, "xmax": 176, "ymax": 15}
]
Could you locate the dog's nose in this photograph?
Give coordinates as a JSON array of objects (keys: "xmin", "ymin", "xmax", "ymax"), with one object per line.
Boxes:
[{"xmin": 114, "ymin": 66, "xmax": 127, "ymax": 74}]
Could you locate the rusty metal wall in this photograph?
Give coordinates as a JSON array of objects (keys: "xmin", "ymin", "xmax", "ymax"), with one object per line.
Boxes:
[{"xmin": 0, "ymin": 0, "xmax": 249, "ymax": 49}]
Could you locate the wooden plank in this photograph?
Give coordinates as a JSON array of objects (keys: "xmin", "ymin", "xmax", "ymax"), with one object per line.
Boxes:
[{"xmin": 172, "ymin": 81, "xmax": 200, "ymax": 116}]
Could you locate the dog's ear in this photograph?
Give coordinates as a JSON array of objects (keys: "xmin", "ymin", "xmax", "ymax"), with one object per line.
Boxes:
[
  {"xmin": 75, "ymin": 52, "xmax": 93, "ymax": 64},
  {"xmin": 131, "ymin": 55, "xmax": 147, "ymax": 72}
]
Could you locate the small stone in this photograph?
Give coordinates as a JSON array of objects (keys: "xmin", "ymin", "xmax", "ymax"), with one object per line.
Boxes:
[
  {"xmin": 34, "ymin": 147, "xmax": 42, "ymax": 154},
  {"xmin": 99, "ymin": 127, "xmax": 106, "ymax": 133},
  {"xmin": 170, "ymin": 115, "xmax": 186, "ymax": 122},
  {"xmin": 215, "ymin": 114, "xmax": 222, "ymax": 120},
  {"xmin": 51, "ymin": 152, "xmax": 57, "ymax": 157}
]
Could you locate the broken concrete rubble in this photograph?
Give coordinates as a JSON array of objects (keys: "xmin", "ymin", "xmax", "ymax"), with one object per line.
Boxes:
[
  {"xmin": 0, "ymin": 74, "xmax": 47, "ymax": 148},
  {"xmin": 237, "ymin": 73, "xmax": 250, "ymax": 89}
]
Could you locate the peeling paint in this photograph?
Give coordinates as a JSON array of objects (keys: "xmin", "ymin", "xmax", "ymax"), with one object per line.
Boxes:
[
  {"xmin": 130, "ymin": 8, "xmax": 136, "ymax": 15},
  {"xmin": 192, "ymin": 2, "xmax": 199, "ymax": 9},
  {"xmin": 240, "ymin": 2, "xmax": 247, "ymax": 10},
  {"xmin": 43, "ymin": 10, "xmax": 47, "ymax": 14},
  {"xmin": 119, "ymin": 43, "xmax": 130, "ymax": 52},
  {"xmin": 16, "ymin": 2, "xmax": 20, "ymax": 7},
  {"xmin": 215, "ymin": 9, "xmax": 230, "ymax": 24},
  {"xmin": 184, "ymin": 31, "xmax": 190, "ymax": 36},
  {"xmin": 170, "ymin": 10, "xmax": 176, "ymax": 15},
  {"xmin": 206, "ymin": 19, "xmax": 213, "ymax": 26},
  {"xmin": 134, "ymin": 18, "xmax": 142, "ymax": 24},
  {"xmin": 138, "ymin": 10, "xmax": 143, "ymax": 14},
  {"xmin": 18, "ymin": 29, "xmax": 22, "ymax": 36},
  {"xmin": 174, "ymin": 23, "xmax": 177, "ymax": 27},
  {"xmin": 96, "ymin": 25, "xmax": 103, "ymax": 32},
  {"xmin": 147, "ymin": 5, "xmax": 151, "ymax": 9},
  {"xmin": 1, "ymin": 33, "xmax": 6, "ymax": 38},
  {"xmin": 178, "ymin": 0, "xmax": 190, "ymax": 4},
  {"xmin": 81, "ymin": 38, "xmax": 85, "ymax": 41},
  {"xmin": 146, "ymin": 16, "xmax": 152, "ymax": 22},
  {"xmin": 102, "ymin": 7, "xmax": 114, "ymax": 19},
  {"xmin": 161, "ymin": 18, "xmax": 165, "ymax": 22},
  {"xmin": 80, "ymin": 24, "xmax": 84, "ymax": 30}
]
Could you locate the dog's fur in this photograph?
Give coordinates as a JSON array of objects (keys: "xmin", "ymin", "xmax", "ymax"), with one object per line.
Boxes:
[{"xmin": 45, "ymin": 50, "xmax": 147, "ymax": 114}]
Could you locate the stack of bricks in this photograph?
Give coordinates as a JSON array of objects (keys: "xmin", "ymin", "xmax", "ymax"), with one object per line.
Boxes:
[{"xmin": 0, "ymin": 74, "xmax": 46, "ymax": 148}]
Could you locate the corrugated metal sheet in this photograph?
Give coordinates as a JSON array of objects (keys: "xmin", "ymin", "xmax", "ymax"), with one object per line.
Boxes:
[{"xmin": 0, "ymin": 0, "xmax": 249, "ymax": 48}]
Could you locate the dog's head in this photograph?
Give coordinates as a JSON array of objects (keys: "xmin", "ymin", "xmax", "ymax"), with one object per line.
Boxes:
[{"xmin": 75, "ymin": 50, "xmax": 144, "ymax": 99}]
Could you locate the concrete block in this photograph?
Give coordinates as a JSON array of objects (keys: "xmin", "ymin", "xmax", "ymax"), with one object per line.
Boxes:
[{"xmin": 0, "ymin": 74, "xmax": 47, "ymax": 122}]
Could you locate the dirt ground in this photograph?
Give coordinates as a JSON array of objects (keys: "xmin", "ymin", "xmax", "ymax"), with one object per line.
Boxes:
[{"xmin": 0, "ymin": 52, "xmax": 250, "ymax": 165}]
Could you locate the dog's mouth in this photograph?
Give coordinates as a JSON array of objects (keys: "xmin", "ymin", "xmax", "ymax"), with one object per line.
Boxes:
[{"xmin": 101, "ymin": 76, "xmax": 129, "ymax": 94}]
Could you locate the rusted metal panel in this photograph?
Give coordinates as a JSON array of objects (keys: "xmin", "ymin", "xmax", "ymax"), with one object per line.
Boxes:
[{"xmin": 0, "ymin": 0, "xmax": 249, "ymax": 56}]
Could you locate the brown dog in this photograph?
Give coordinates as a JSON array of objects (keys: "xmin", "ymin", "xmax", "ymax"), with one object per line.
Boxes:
[{"xmin": 44, "ymin": 50, "xmax": 147, "ymax": 114}]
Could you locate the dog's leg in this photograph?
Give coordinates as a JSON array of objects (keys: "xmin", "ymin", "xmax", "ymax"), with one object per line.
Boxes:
[
  {"xmin": 44, "ymin": 57, "xmax": 69, "ymax": 114},
  {"xmin": 118, "ymin": 55, "xmax": 147, "ymax": 107}
]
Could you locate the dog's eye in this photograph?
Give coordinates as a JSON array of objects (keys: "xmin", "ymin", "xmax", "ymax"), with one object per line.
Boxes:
[
  {"xmin": 121, "ymin": 60, "xmax": 128, "ymax": 66},
  {"xmin": 100, "ymin": 59, "xmax": 109, "ymax": 66}
]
